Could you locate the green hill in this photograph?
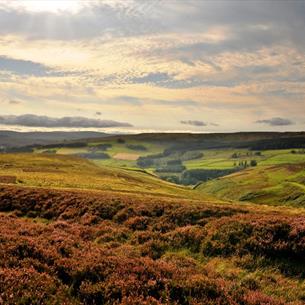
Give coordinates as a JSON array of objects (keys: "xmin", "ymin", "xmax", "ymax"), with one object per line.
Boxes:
[{"xmin": 197, "ymin": 163, "xmax": 305, "ymax": 207}]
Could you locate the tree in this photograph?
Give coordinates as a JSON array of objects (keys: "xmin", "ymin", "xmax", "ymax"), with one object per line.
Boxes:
[{"xmin": 250, "ymin": 160, "xmax": 257, "ymax": 167}]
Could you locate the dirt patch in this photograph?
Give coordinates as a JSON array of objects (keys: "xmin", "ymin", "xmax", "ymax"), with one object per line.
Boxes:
[
  {"xmin": 0, "ymin": 176, "xmax": 17, "ymax": 184},
  {"xmin": 113, "ymin": 153, "xmax": 140, "ymax": 161}
]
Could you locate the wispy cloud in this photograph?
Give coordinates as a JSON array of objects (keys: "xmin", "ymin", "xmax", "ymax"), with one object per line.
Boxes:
[
  {"xmin": 8, "ymin": 99, "xmax": 22, "ymax": 105},
  {"xmin": 181, "ymin": 120, "xmax": 207, "ymax": 127},
  {"xmin": 180, "ymin": 120, "xmax": 219, "ymax": 127},
  {"xmin": 255, "ymin": 117, "xmax": 294, "ymax": 126}
]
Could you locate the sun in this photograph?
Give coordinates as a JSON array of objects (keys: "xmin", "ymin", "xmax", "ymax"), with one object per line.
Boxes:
[{"xmin": 6, "ymin": 0, "xmax": 85, "ymax": 14}]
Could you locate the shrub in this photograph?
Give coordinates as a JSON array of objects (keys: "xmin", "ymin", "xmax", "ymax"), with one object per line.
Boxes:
[
  {"xmin": 126, "ymin": 144, "xmax": 147, "ymax": 151},
  {"xmin": 250, "ymin": 160, "xmax": 257, "ymax": 166}
]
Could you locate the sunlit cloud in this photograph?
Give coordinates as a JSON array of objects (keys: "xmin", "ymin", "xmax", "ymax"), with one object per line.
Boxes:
[{"xmin": 0, "ymin": 0, "xmax": 304, "ymax": 131}]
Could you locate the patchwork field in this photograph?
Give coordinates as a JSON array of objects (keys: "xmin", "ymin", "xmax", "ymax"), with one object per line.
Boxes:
[
  {"xmin": 113, "ymin": 152, "xmax": 140, "ymax": 160},
  {"xmin": 33, "ymin": 135, "xmax": 305, "ymax": 185}
]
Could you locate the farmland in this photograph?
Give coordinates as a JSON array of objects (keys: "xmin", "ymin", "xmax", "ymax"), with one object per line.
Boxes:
[{"xmin": 30, "ymin": 132, "xmax": 305, "ymax": 189}]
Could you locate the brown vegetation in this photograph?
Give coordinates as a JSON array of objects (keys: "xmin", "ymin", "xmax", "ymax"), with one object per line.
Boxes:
[
  {"xmin": 0, "ymin": 184, "xmax": 305, "ymax": 304},
  {"xmin": 0, "ymin": 175, "xmax": 17, "ymax": 184}
]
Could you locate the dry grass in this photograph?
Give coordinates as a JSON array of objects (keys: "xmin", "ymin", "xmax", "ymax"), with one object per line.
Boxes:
[{"xmin": 113, "ymin": 152, "xmax": 140, "ymax": 160}]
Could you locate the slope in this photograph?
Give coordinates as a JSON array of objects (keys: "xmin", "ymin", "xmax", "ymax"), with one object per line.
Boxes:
[
  {"xmin": 0, "ymin": 153, "xmax": 206, "ymax": 199},
  {"xmin": 197, "ymin": 163, "xmax": 305, "ymax": 207}
]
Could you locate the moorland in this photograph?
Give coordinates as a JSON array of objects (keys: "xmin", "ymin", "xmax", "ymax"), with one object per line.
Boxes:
[{"xmin": 0, "ymin": 131, "xmax": 305, "ymax": 304}]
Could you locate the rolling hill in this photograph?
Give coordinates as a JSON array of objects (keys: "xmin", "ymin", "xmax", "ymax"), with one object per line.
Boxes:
[
  {"xmin": 197, "ymin": 163, "xmax": 305, "ymax": 207},
  {"xmin": 0, "ymin": 130, "xmax": 110, "ymax": 148},
  {"xmin": 1, "ymin": 153, "xmax": 305, "ymax": 304},
  {"xmin": 0, "ymin": 153, "xmax": 207, "ymax": 200}
]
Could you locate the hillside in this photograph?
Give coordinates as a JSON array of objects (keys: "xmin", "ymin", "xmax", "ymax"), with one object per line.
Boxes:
[
  {"xmin": 197, "ymin": 163, "xmax": 305, "ymax": 207},
  {"xmin": 30, "ymin": 133, "xmax": 305, "ymax": 188},
  {"xmin": 85, "ymin": 131, "xmax": 305, "ymax": 145},
  {"xmin": 1, "ymin": 153, "xmax": 305, "ymax": 303},
  {"xmin": 1, "ymin": 177, "xmax": 305, "ymax": 303},
  {"xmin": 0, "ymin": 130, "xmax": 110, "ymax": 148},
  {"xmin": 0, "ymin": 153, "xmax": 206, "ymax": 200}
]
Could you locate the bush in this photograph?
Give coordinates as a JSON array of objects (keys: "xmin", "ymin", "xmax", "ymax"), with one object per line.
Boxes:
[
  {"xmin": 126, "ymin": 144, "xmax": 147, "ymax": 151},
  {"xmin": 75, "ymin": 152, "xmax": 110, "ymax": 159},
  {"xmin": 181, "ymin": 168, "xmax": 237, "ymax": 185},
  {"xmin": 155, "ymin": 164, "xmax": 186, "ymax": 173},
  {"xmin": 250, "ymin": 160, "xmax": 257, "ymax": 166}
]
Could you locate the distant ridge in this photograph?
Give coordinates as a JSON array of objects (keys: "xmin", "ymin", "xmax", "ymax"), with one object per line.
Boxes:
[{"xmin": 0, "ymin": 130, "xmax": 111, "ymax": 147}]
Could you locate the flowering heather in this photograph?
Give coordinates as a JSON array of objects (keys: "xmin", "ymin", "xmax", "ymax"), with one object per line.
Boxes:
[{"xmin": 0, "ymin": 185, "xmax": 305, "ymax": 304}]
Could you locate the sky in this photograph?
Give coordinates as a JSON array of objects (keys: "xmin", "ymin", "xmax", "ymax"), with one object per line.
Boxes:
[{"xmin": 0, "ymin": 0, "xmax": 304, "ymax": 133}]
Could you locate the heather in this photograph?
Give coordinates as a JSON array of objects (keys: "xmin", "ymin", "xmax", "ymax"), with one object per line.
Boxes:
[{"xmin": 1, "ymin": 185, "xmax": 305, "ymax": 304}]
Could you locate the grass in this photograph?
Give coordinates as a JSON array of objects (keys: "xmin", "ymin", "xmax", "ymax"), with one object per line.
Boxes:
[
  {"xmin": 36, "ymin": 138, "xmax": 305, "ymax": 174},
  {"xmin": 260, "ymin": 149, "xmax": 305, "ymax": 165},
  {"xmin": 0, "ymin": 153, "xmax": 208, "ymax": 200},
  {"xmin": 185, "ymin": 149, "xmax": 305, "ymax": 169},
  {"xmin": 33, "ymin": 140, "xmax": 305, "ymax": 208},
  {"xmin": 197, "ymin": 163, "xmax": 305, "ymax": 207}
]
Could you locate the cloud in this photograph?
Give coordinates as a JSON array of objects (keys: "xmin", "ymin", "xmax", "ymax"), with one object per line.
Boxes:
[
  {"xmin": 8, "ymin": 99, "xmax": 22, "ymax": 105},
  {"xmin": 0, "ymin": 2, "xmax": 161, "ymax": 40},
  {"xmin": 0, "ymin": 56, "xmax": 79, "ymax": 78},
  {"xmin": 0, "ymin": 56, "xmax": 53, "ymax": 76},
  {"xmin": 180, "ymin": 120, "xmax": 207, "ymax": 127},
  {"xmin": 130, "ymin": 72, "xmax": 172, "ymax": 85},
  {"xmin": 180, "ymin": 120, "xmax": 220, "ymax": 127},
  {"xmin": 108, "ymin": 96, "xmax": 199, "ymax": 107},
  {"xmin": 255, "ymin": 117, "xmax": 294, "ymax": 126},
  {"xmin": 0, "ymin": 2, "xmax": 304, "ymax": 132},
  {"xmin": 0, "ymin": 114, "xmax": 132, "ymax": 128},
  {"xmin": 0, "ymin": 0, "xmax": 304, "ymax": 48}
]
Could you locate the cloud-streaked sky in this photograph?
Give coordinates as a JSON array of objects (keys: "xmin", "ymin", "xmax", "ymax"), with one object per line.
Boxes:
[{"xmin": 0, "ymin": 0, "xmax": 304, "ymax": 132}]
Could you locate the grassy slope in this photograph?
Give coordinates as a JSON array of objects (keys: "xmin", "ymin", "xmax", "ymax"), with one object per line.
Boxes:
[
  {"xmin": 197, "ymin": 163, "xmax": 305, "ymax": 207},
  {"xmin": 0, "ymin": 153, "xmax": 210, "ymax": 200},
  {"xmin": 184, "ymin": 149, "xmax": 305, "ymax": 170}
]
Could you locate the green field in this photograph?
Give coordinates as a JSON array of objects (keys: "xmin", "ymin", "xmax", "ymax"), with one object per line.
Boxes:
[
  {"xmin": 30, "ymin": 134, "xmax": 305, "ymax": 207},
  {"xmin": 36, "ymin": 139, "xmax": 305, "ymax": 172},
  {"xmin": 197, "ymin": 163, "xmax": 305, "ymax": 207}
]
